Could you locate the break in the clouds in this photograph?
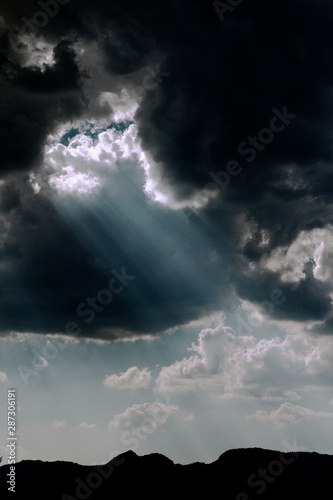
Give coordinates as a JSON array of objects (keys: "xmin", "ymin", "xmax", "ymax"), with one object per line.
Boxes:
[{"xmin": 0, "ymin": 0, "xmax": 333, "ymax": 342}]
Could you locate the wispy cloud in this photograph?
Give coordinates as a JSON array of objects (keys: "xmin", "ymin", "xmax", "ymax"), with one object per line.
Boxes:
[
  {"xmin": 52, "ymin": 420, "xmax": 68, "ymax": 429},
  {"xmin": 77, "ymin": 422, "xmax": 97, "ymax": 429}
]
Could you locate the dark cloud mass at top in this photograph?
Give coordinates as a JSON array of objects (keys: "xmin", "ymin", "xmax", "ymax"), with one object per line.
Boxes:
[
  {"xmin": 0, "ymin": 38, "xmax": 86, "ymax": 174},
  {"xmin": 0, "ymin": 0, "xmax": 333, "ymax": 339}
]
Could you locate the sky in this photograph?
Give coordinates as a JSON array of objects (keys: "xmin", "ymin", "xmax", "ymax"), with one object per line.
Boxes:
[{"xmin": 1, "ymin": 0, "xmax": 333, "ymax": 466}]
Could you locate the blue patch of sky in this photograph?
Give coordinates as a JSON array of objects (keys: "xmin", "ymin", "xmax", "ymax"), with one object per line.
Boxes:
[
  {"xmin": 60, "ymin": 120, "xmax": 134, "ymax": 146},
  {"xmin": 59, "ymin": 128, "xmax": 80, "ymax": 147}
]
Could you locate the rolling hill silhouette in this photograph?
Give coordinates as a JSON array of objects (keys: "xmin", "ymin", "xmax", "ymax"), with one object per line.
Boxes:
[{"xmin": 0, "ymin": 448, "xmax": 332, "ymax": 499}]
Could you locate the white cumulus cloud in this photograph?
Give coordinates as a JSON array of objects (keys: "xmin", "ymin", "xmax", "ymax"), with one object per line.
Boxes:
[
  {"xmin": 248, "ymin": 402, "xmax": 333, "ymax": 428},
  {"xmin": 108, "ymin": 401, "xmax": 186, "ymax": 431},
  {"xmin": 49, "ymin": 166, "xmax": 101, "ymax": 194},
  {"xmin": 261, "ymin": 226, "xmax": 333, "ymax": 286},
  {"xmin": 104, "ymin": 366, "xmax": 152, "ymax": 390},
  {"xmin": 155, "ymin": 323, "xmax": 333, "ymax": 400},
  {"xmin": 44, "ymin": 123, "xmax": 146, "ymax": 195}
]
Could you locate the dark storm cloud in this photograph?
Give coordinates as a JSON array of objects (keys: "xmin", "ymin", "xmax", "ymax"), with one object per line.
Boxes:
[
  {"xmin": 1, "ymin": 0, "xmax": 333, "ymax": 337},
  {"xmin": 0, "ymin": 180, "xmax": 21, "ymax": 212},
  {"xmin": 309, "ymin": 316, "xmax": 333, "ymax": 336},
  {"xmin": 136, "ymin": 1, "xmax": 333, "ymax": 193},
  {"xmin": 16, "ymin": 40, "xmax": 82, "ymax": 91},
  {"xmin": 3, "ymin": 0, "xmax": 333, "ymax": 184},
  {"xmin": 0, "ymin": 37, "xmax": 86, "ymax": 175},
  {"xmin": 233, "ymin": 261, "xmax": 332, "ymax": 322},
  {"xmin": 135, "ymin": 0, "xmax": 333, "ymax": 325},
  {"xmin": 0, "ymin": 169, "xmax": 233, "ymax": 339}
]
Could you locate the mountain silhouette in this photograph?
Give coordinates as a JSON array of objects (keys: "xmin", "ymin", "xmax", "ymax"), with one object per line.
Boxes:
[{"xmin": 0, "ymin": 448, "xmax": 332, "ymax": 499}]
